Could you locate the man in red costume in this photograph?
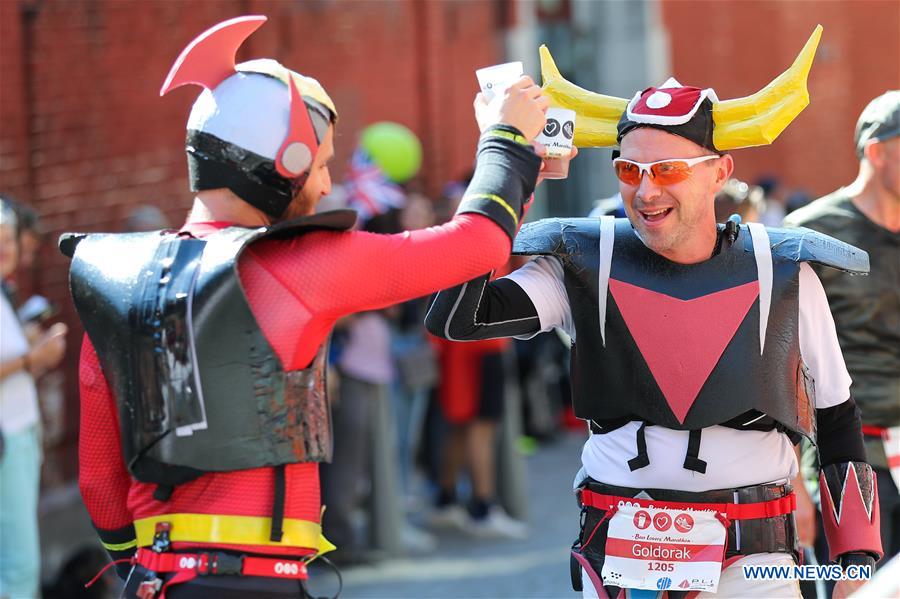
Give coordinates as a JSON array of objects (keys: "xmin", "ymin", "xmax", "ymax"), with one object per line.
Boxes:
[{"xmin": 63, "ymin": 16, "xmax": 548, "ymax": 598}]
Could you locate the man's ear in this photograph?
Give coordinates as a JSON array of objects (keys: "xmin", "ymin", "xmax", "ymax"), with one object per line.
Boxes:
[
  {"xmin": 862, "ymin": 140, "xmax": 882, "ymax": 167},
  {"xmin": 713, "ymin": 154, "xmax": 734, "ymax": 190}
]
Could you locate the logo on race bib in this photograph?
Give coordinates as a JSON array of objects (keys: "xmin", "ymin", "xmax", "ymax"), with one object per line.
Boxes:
[
  {"xmin": 653, "ymin": 512, "xmax": 672, "ymax": 532},
  {"xmin": 657, "ymin": 577, "xmax": 673, "ymax": 590},
  {"xmin": 633, "ymin": 510, "xmax": 652, "ymax": 530},
  {"xmin": 562, "ymin": 120, "xmax": 574, "ymax": 139},
  {"xmin": 674, "ymin": 512, "xmax": 694, "ymax": 533},
  {"xmin": 679, "ymin": 579, "xmax": 691, "ymax": 589},
  {"xmin": 543, "ymin": 119, "xmax": 561, "ymax": 137}
]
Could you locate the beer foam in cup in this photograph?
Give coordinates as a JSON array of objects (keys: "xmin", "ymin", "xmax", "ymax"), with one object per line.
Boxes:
[{"xmin": 476, "ymin": 61, "xmax": 524, "ymax": 102}]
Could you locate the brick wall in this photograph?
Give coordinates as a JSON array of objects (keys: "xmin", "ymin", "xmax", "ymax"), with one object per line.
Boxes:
[
  {"xmin": 661, "ymin": 0, "xmax": 900, "ymax": 202},
  {"xmin": 0, "ymin": 0, "xmax": 502, "ymax": 482}
]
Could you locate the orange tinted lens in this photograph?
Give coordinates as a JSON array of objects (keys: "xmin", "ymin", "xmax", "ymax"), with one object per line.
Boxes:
[
  {"xmin": 649, "ymin": 161, "xmax": 692, "ymax": 185},
  {"xmin": 614, "ymin": 161, "xmax": 641, "ymax": 185}
]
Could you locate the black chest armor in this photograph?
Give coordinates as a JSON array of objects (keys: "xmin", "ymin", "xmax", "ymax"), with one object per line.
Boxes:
[
  {"xmin": 61, "ymin": 210, "xmax": 356, "ymax": 488},
  {"xmin": 513, "ymin": 217, "xmax": 869, "ymax": 444}
]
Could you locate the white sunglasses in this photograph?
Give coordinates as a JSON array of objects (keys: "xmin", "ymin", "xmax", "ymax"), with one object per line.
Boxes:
[{"xmin": 613, "ymin": 155, "xmax": 720, "ymax": 185}]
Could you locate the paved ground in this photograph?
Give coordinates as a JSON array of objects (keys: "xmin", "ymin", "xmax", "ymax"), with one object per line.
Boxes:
[{"xmin": 329, "ymin": 432, "xmax": 586, "ymax": 599}]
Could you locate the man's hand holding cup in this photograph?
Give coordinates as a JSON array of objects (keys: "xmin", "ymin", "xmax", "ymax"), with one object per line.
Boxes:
[
  {"xmin": 474, "ymin": 75, "xmax": 549, "ymax": 142},
  {"xmin": 474, "ymin": 62, "xmax": 576, "ymax": 180}
]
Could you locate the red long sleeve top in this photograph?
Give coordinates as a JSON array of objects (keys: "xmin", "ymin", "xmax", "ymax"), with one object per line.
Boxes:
[{"xmin": 78, "ymin": 212, "xmax": 517, "ymax": 557}]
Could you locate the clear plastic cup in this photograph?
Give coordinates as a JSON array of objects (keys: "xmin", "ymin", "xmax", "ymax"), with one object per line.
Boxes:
[{"xmin": 541, "ymin": 156, "xmax": 572, "ymax": 180}]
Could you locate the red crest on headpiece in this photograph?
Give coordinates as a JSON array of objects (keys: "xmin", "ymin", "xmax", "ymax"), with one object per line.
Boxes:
[
  {"xmin": 625, "ymin": 78, "xmax": 718, "ymax": 126},
  {"xmin": 160, "ymin": 15, "xmax": 321, "ymax": 180},
  {"xmin": 160, "ymin": 16, "xmax": 266, "ymax": 96}
]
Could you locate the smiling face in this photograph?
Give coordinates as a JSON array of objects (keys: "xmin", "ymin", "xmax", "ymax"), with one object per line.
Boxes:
[{"xmin": 618, "ymin": 127, "xmax": 733, "ymax": 264}]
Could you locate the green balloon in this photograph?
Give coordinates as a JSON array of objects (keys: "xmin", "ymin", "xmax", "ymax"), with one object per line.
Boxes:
[{"xmin": 359, "ymin": 122, "xmax": 422, "ymax": 184}]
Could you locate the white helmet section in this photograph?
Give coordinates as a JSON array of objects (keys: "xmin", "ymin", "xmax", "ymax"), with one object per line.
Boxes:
[{"xmin": 186, "ymin": 71, "xmax": 289, "ymax": 161}]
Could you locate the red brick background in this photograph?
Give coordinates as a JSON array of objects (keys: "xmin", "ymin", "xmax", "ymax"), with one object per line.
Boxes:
[
  {"xmin": 0, "ymin": 0, "xmax": 503, "ymax": 478},
  {"xmin": 661, "ymin": 0, "xmax": 900, "ymax": 200}
]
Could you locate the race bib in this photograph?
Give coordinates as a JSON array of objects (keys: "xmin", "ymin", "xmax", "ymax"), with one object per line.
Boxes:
[{"xmin": 601, "ymin": 503, "xmax": 727, "ymax": 593}]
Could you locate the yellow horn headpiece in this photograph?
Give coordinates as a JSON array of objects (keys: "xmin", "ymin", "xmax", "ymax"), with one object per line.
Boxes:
[
  {"xmin": 539, "ymin": 25, "xmax": 822, "ymax": 150},
  {"xmin": 712, "ymin": 25, "xmax": 821, "ymax": 149},
  {"xmin": 539, "ymin": 46, "xmax": 627, "ymax": 148}
]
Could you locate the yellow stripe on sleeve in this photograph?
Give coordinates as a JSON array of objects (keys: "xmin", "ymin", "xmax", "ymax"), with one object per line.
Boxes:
[
  {"xmin": 461, "ymin": 193, "xmax": 518, "ymax": 227},
  {"xmin": 102, "ymin": 538, "xmax": 138, "ymax": 552},
  {"xmin": 483, "ymin": 129, "xmax": 528, "ymax": 145}
]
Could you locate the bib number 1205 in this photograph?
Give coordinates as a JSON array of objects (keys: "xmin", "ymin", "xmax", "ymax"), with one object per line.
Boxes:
[{"xmin": 647, "ymin": 562, "xmax": 675, "ymax": 572}]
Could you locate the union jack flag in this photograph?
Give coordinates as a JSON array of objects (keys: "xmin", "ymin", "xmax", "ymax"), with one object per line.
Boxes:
[{"xmin": 344, "ymin": 148, "xmax": 406, "ymax": 222}]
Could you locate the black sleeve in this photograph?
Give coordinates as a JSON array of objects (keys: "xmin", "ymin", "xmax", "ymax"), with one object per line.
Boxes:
[
  {"xmin": 95, "ymin": 523, "xmax": 137, "ymax": 579},
  {"xmin": 425, "ymin": 273, "xmax": 541, "ymax": 341},
  {"xmin": 456, "ymin": 125, "xmax": 542, "ymax": 242},
  {"xmin": 815, "ymin": 397, "xmax": 867, "ymax": 467}
]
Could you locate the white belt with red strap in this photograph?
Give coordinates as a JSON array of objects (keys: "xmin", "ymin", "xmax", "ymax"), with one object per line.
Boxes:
[
  {"xmin": 578, "ymin": 488, "xmax": 797, "ymax": 521},
  {"xmin": 134, "ymin": 547, "xmax": 308, "ymax": 598}
]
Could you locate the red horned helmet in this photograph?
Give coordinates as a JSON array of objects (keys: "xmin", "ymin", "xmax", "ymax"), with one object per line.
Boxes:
[{"xmin": 161, "ymin": 16, "xmax": 338, "ymax": 217}]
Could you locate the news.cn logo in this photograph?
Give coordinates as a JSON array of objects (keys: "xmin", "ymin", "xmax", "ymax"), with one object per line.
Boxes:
[
  {"xmin": 674, "ymin": 512, "xmax": 694, "ymax": 533},
  {"xmin": 657, "ymin": 577, "xmax": 673, "ymax": 590},
  {"xmin": 633, "ymin": 510, "xmax": 652, "ymax": 530},
  {"xmin": 653, "ymin": 512, "xmax": 672, "ymax": 532}
]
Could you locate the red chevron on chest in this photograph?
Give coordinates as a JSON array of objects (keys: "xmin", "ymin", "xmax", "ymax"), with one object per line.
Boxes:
[{"xmin": 608, "ymin": 279, "xmax": 760, "ymax": 424}]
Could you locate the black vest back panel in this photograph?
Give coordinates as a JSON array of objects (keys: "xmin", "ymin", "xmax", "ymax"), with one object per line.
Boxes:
[
  {"xmin": 63, "ymin": 210, "xmax": 356, "ymax": 485},
  {"xmin": 512, "ymin": 218, "xmax": 869, "ymax": 442}
]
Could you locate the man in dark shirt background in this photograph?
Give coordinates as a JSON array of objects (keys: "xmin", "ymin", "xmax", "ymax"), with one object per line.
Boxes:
[{"xmin": 785, "ymin": 90, "xmax": 900, "ymax": 563}]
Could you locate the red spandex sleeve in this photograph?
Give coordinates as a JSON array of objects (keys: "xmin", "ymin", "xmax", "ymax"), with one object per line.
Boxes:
[
  {"xmin": 246, "ymin": 213, "xmax": 510, "ymax": 318},
  {"xmin": 78, "ymin": 336, "xmax": 133, "ymax": 530}
]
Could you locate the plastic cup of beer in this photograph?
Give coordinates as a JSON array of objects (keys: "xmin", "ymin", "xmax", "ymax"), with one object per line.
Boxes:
[
  {"xmin": 536, "ymin": 107, "xmax": 577, "ymax": 180},
  {"xmin": 476, "ymin": 61, "xmax": 524, "ymax": 102}
]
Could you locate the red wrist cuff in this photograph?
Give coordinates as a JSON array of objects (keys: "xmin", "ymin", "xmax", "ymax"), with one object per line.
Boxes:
[{"xmin": 820, "ymin": 462, "xmax": 883, "ymax": 561}]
